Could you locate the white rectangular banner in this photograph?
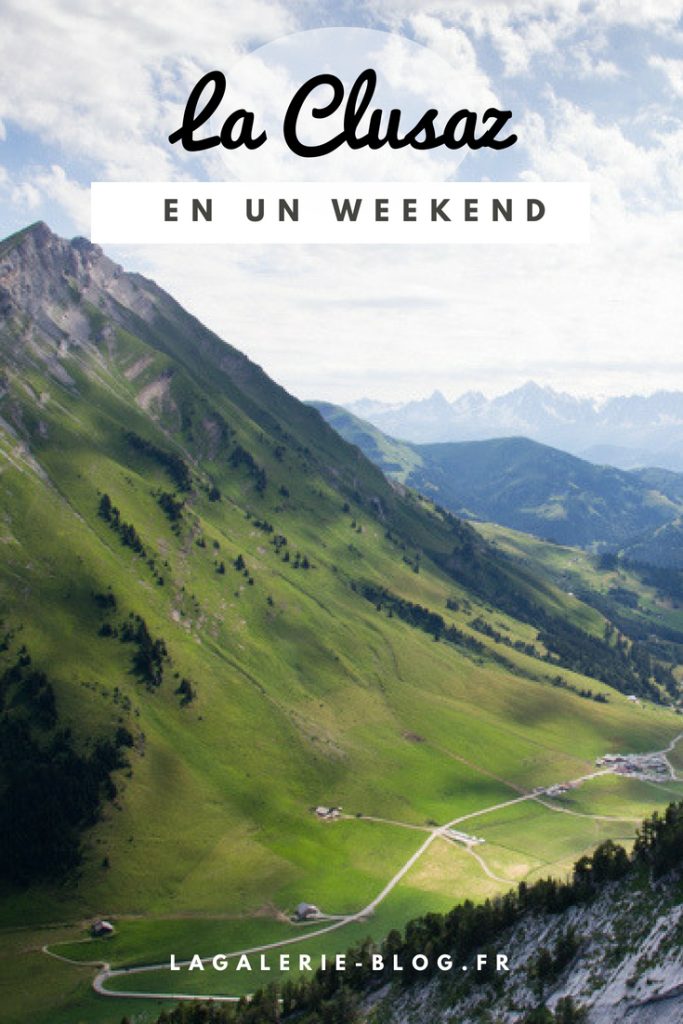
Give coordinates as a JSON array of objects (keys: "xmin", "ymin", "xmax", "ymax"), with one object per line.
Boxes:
[{"xmin": 91, "ymin": 181, "xmax": 590, "ymax": 245}]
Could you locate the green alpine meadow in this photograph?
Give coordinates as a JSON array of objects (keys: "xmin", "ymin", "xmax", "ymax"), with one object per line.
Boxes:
[{"xmin": 1, "ymin": 223, "xmax": 683, "ymax": 1024}]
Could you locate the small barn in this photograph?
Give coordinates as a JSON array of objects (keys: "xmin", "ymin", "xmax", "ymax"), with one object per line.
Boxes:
[
  {"xmin": 315, "ymin": 806, "xmax": 341, "ymax": 820},
  {"xmin": 91, "ymin": 919, "xmax": 114, "ymax": 937},
  {"xmin": 294, "ymin": 902, "xmax": 320, "ymax": 921}
]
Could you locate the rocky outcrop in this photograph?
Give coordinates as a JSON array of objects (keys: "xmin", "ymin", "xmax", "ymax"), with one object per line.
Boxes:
[{"xmin": 372, "ymin": 875, "xmax": 683, "ymax": 1024}]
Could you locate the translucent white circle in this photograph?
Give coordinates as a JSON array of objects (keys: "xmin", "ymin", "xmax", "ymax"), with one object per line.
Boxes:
[{"xmin": 209, "ymin": 27, "xmax": 496, "ymax": 182}]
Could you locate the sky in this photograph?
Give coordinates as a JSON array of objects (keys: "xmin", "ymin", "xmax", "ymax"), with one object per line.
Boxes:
[{"xmin": 1, "ymin": 0, "xmax": 682, "ymax": 404}]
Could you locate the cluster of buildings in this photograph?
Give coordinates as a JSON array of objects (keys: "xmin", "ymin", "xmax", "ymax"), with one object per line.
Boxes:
[{"xmin": 596, "ymin": 752, "xmax": 671, "ymax": 781}]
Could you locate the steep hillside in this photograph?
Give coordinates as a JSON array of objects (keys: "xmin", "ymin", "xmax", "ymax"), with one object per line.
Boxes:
[
  {"xmin": 1, "ymin": 225, "xmax": 683, "ymax": 1024},
  {"xmin": 619, "ymin": 518, "xmax": 683, "ymax": 569},
  {"xmin": 312, "ymin": 404, "xmax": 683, "ymax": 551},
  {"xmin": 473, "ymin": 521, "xmax": 683, "ymax": 700},
  {"xmin": 410, "ymin": 438, "xmax": 679, "ymax": 548},
  {"xmin": 620, "ymin": 472, "xmax": 683, "ymax": 568},
  {"xmin": 631, "ymin": 468, "xmax": 683, "ymax": 504},
  {"xmin": 312, "ymin": 401, "xmax": 420, "ymax": 484}
]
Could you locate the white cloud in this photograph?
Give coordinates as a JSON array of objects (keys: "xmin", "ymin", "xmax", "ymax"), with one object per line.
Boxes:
[
  {"xmin": 31, "ymin": 166, "xmax": 90, "ymax": 233},
  {"xmin": 573, "ymin": 39, "xmax": 622, "ymax": 80},
  {"xmin": 1, "ymin": 164, "xmax": 89, "ymax": 231},
  {"xmin": 650, "ymin": 55, "xmax": 683, "ymax": 97},
  {"xmin": 0, "ymin": 0, "xmax": 294, "ymax": 179},
  {"xmin": 518, "ymin": 98, "xmax": 678, "ymax": 213},
  {"xmin": 10, "ymin": 181, "xmax": 41, "ymax": 210},
  {"xmin": 112, "ymin": 197, "xmax": 683, "ymax": 404},
  {"xmin": 366, "ymin": 1, "xmax": 683, "ymax": 77},
  {"xmin": 408, "ymin": 13, "xmax": 499, "ymax": 105}
]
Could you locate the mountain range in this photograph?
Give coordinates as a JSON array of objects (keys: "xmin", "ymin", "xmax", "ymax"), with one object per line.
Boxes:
[
  {"xmin": 313, "ymin": 402, "xmax": 683, "ymax": 563},
  {"xmin": 1, "ymin": 224, "xmax": 683, "ymax": 1024},
  {"xmin": 347, "ymin": 383, "xmax": 683, "ymax": 472}
]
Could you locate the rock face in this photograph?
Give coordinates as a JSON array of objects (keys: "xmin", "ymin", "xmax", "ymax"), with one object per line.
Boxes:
[
  {"xmin": 372, "ymin": 875, "xmax": 683, "ymax": 1024},
  {"xmin": 1, "ymin": 222, "xmax": 104, "ymax": 320},
  {"xmin": 0, "ymin": 222, "xmax": 152, "ymax": 357}
]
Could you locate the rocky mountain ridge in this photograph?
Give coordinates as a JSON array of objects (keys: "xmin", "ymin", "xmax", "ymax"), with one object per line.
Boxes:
[
  {"xmin": 373, "ymin": 874, "xmax": 683, "ymax": 1024},
  {"xmin": 347, "ymin": 384, "xmax": 683, "ymax": 472}
]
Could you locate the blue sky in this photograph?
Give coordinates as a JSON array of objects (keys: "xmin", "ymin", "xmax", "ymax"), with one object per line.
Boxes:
[{"xmin": 1, "ymin": 1, "xmax": 682, "ymax": 402}]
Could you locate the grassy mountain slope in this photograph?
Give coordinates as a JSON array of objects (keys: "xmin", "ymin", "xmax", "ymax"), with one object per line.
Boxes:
[
  {"xmin": 1, "ymin": 225, "xmax": 682, "ymax": 1024},
  {"xmin": 619, "ymin": 516, "xmax": 683, "ymax": 568},
  {"xmin": 312, "ymin": 401, "xmax": 422, "ymax": 483},
  {"xmin": 312, "ymin": 403, "xmax": 683, "ymax": 550},
  {"xmin": 476, "ymin": 519, "xmax": 683, "ymax": 662}
]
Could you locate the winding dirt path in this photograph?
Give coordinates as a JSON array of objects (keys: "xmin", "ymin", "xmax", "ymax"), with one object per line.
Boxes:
[
  {"xmin": 43, "ymin": 739, "xmax": 683, "ymax": 1005},
  {"xmin": 662, "ymin": 732, "xmax": 683, "ymax": 780},
  {"xmin": 462, "ymin": 845, "xmax": 516, "ymax": 885},
  {"xmin": 68, "ymin": 771, "xmax": 612, "ymax": 1001}
]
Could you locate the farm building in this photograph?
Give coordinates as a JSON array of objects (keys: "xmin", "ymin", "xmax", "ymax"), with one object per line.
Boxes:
[
  {"xmin": 294, "ymin": 902, "xmax": 320, "ymax": 921},
  {"xmin": 91, "ymin": 919, "xmax": 114, "ymax": 937},
  {"xmin": 315, "ymin": 806, "xmax": 341, "ymax": 819},
  {"xmin": 445, "ymin": 828, "xmax": 485, "ymax": 845}
]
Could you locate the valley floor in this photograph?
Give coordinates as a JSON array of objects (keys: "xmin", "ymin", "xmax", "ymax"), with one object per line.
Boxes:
[{"xmin": 27, "ymin": 733, "xmax": 683, "ymax": 1017}]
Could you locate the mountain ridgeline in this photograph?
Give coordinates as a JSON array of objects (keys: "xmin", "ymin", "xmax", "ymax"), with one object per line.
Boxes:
[{"xmin": 346, "ymin": 382, "xmax": 683, "ymax": 472}]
